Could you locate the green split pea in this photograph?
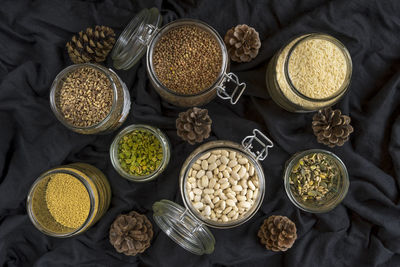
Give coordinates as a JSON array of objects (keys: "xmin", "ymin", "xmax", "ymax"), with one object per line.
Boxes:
[{"xmin": 118, "ymin": 129, "xmax": 163, "ymax": 176}]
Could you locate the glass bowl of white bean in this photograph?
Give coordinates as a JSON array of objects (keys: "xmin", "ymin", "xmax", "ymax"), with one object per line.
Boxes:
[{"xmin": 179, "ymin": 129, "xmax": 273, "ymax": 229}]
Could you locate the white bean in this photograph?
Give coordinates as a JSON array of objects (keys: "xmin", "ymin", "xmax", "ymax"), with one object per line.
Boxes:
[
  {"xmin": 200, "ymin": 152, "xmax": 211, "ymax": 160},
  {"xmin": 232, "ymin": 185, "xmax": 243, "ymax": 192},
  {"xmin": 193, "ymin": 188, "xmax": 202, "ymax": 195},
  {"xmin": 220, "ymin": 200, "xmax": 226, "ymax": 210},
  {"xmin": 212, "ymin": 150, "xmax": 221, "ymax": 155},
  {"xmin": 221, "ymin": 156, "xmax": 229, "ymax": 165},
  {"xmin": 201, "ymin": 176, "xmax": 209, "ymax": 187},
  {"xmin": 208, "ymin": 162, "xmax": 217, "ymax": 171},
  {"xmin": 223, "ymin": 206, "xmax": 232, "ymax": 214},
  {"xmin": 240, "ymin": 179, "xmax": 248, "ymax": 189},
  {"xmin": 223, "ymin": 170, "xmax": 230, "ymax": 178},
  {"xmin": 228, "ymin": 160, "xmax": 237, "ymax": 168},
  {"xmin": 189, "ymin": 191, "xmax": 194, "ymax": 201},
  {"xmin": 218, "ymin": 178, "xmax": 228, "ymax": 184},
  {"xmin": 249, "ymin": 165, "xmax": 255, "ymax": 176},
  {"xmin": 209, "ymin": 178, "xmax": 216, "ymax": 189},
  {"xmin": 227, "ymin": 210, "xmax": 236, "ymax": 218},
  {"xmin": 238, "ymin": 166, "xmax": 247, "ymax": 178},
  {"xmin": 246, "ymin": 190, "xmax": 253, "ymax": 200},
  {"xmin": 214, "ymin": 182, "xmax": 221, "ymax": 190},
  {"xmin": 231, "ymin": 172, "xmax": 240, "ymax": 180},
  {"xmin": 220, "ymin": 182, "xmax": 230, "ymax": 190},
  {"xmin": 238, "ymin": 158, "xmax": 248, "ymax": 164},
  {"xmin": 237, "ymin": 195, "xmax": 246, "ymax": 202},
  {"xmin": 203, "ymin": 188, "xmax": 214, "ymax": 195},
  {"xmin": 196, "ymin": 170, "xmax": 205, "ymax": 179},
  {"xmin": 239, "ymin": 201, "xmax": 251, "ymax": 209},
  {"xmin": 227, "ymin": 192, "xmax": 236, "ymax": 199},
  {"xmin": 248, "ymin": 180, "xmax": 256, "ymax": 191},
  {"xmin": 192, "ymin": 163, "xmax": 201, "ymax": 170},
  {"xmin": 232, "ymin": 165, "xmax": 241, "ymax": 173},
  {"xmin": 204, "ymin": 205, "xmax": 211, "ymax": 216},
  {"xmin": 206, "ymin": 171, "xmax": 213, "ymax": 179},
  {"xmin": 226, "ymin": 199, "xmax": 236, "ymax": 207},
  {"xmin": 201, "ymin": 160, "xmax": 208, "ymax": 170},
  {"xmin": 208, "ymin": 154, "xmax": 217, "ymax": 163},
  {"xmin": 193, "ymin": 202, "xmax": 203, "ymax": 209}
]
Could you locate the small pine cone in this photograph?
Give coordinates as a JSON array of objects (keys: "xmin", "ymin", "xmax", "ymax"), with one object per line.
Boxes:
[
  {"xmin": 257, "ymin": 215, "xmax": 297, "ymax": 252},
  {"xmin": 66, "ymin": 25, "xmax": 116, "ymax": 64},
  {"xmin": 224, "ymin": 24, "xmax": 261, "ymax": 63},
  {"xmin": 312, "ymin": 107, "xmax": 354, "ymax": 148},
  {"xmin": 109, "ymin": 211, "xmax": 153, "ymax": 256},
  {"xmin": 176, "ymin": 107, "xmax": 212, "ymax": 145}
]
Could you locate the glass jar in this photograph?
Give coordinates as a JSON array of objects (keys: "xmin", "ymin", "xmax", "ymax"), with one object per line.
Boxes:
[
  {"xmin": 283, "ymin": 149, "xmax": 349, "ymax": 213},
  {"xmin": 50, "ymin": 63, "xmax": 131, "ymax": 134},
  {"xmin": 110, "ymin": 124, "xmax": 171, "ymax": 182},
  {"xmin": 266, "ymin": 33, "xmax": 352, "ymax": 112},
  {"xmin": 111, "ymin": 7, "xmax": 246, "ymax": 107},
  {"xmin": 152, "ymin": 129, "xmax": 273, "ymax": 254},
  {"xmin": 27, "ymin": 163, "xmax": 112, "ymax": 237}
]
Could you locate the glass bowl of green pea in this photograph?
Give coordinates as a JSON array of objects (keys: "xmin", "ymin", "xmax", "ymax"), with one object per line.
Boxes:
[
  {"xmin": 110, "ymin": 124, "xmax": 171, "ymax": 182},
  {"xmin": 283, "ymin": 149, "xmax": 349, "ymax": 213}
]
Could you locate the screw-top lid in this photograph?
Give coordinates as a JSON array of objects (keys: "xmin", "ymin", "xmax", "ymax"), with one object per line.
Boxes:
[
  {"xmin": 111, "ymin": 7, "xmax": 162, "ymax": 70},
  {"xmin": 152, "ymin": 199, "xmax": 215, "ymax": 255}
]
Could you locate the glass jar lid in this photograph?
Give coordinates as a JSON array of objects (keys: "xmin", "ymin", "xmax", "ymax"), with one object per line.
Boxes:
[
  {"xmin": 152, "ymin": 199, "xmax": 215, "ymax": 255},
  {"xmin": 111, "ymin": 7, "xmax": 162, "ymax": 70}
]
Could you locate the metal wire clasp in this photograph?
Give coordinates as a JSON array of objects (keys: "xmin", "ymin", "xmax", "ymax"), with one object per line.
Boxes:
[
  {"xmin": 216, "ymin": 73, "xmax": 246, "ymax": 105},
  {"xmin": 242, "ymin": 129, "xmax": 274, "ymax": 161},
  {"xmin": 138, "ymin": 24, "xmax": 157, "ymax": 45}
]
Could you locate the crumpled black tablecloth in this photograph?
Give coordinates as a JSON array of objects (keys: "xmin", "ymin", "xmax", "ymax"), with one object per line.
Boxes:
[{"xmin": 1, "ymin": 0, "xmax": 400, "ymax": 266}]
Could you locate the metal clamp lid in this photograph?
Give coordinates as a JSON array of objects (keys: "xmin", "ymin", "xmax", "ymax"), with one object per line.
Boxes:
[
  {"xmin": 216, "ymin": 73, "xmax": 246, "ymax": 104},
  {"xmin": 242, "ymin": 129, "xmax": 274, "ymax": 161},
  {"xmin": 111, "ymin": 7, "xmax": 162, "ymax": 70},
  {"xmin": 152, "ymin": 200, "xmax": 215, "ymax": 255}
]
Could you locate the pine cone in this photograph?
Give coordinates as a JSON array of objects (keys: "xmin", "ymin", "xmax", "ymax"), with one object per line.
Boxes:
[
  {"xmin": 312, "ymin": 108, "xmax": 354, "ymax": 148},
  {"xmin": 66, "ymin": 25, "xmax": 116, "ymax": 64},
  {"xmin": 176, "ymin": 107, "xmax": 212, "ymax": 145},
  {"xmin": 257, "ymin": 215, "xmax": 297, "ymax": 252},
  {"xmin": 109, "ymin": 211, "xmax": 153, "ymax": 256},
  {"xmin": 224, "ymin": 24, "xmax": 261, "ymax": 63}
]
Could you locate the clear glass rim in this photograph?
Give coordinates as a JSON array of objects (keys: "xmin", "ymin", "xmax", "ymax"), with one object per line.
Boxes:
[
  {"xmin": 49, "ymin": 63, "xmax": 119, "ymax": 131},
  {"xmin": 283, "ymin": 149, "xmax": 349, "ymax": 213},
  {"xmin": 146, "ymin": 19, "xmax": 229, "ymax": 98},
  {"xmin": 110, "ymin": 124, "xmax": 171, "ymax": 182},
  {"xmin": 26, "ymin": 167, "xmax": 96, "ymax": 237},
  {"xmin": 283, "ymin": 33, "xmax": 353, "ymax": 102},
  {"xmin": 111, "ymin": 7, "xmax": 162, "ymax": 70},
  {"xmin": 152, "ymin": 199, "xmax": 215, "ymax": 255},
  {"xmin": 179, "ymin": 140, "xmax": 265, "ymax": 229}
]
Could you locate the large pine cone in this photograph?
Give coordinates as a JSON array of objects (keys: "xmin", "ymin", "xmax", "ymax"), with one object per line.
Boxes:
[
  {"xmin": 66, "ymin": 25, "xmax": 115, "ymax": 64},
  {"xmin": 176, "ymin": 107, "xmax": 212, "ymax": 145},
  {"xmin": 312, "ymin": 107, "xmax": 354, "ymax": 148},
  {"xmin": 224, "ymin": 24, "xmax": 261, "ymax": 63},
  {"xmin": 258, "ymin": 215, "xmax": 297, "ymax": 252},
  {"xmin": 109, "ymin": 211, "xmax": 153, "ymax": 256}
]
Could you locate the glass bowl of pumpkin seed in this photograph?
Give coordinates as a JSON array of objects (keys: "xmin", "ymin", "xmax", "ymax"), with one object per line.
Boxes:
[{"xmin": 283, "ymin": 149, "xmax": 349, "ymax": 213}]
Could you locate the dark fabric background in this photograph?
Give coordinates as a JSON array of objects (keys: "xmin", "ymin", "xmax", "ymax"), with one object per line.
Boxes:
[{"xmin": 0, "ymin": 0, "xmax": 400, "ymax": 266}]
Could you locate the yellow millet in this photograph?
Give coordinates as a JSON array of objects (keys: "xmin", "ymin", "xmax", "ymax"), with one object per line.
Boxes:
[{"xmin": 45, "ymin": 173, "xmax": 90, "ymax": 229}]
